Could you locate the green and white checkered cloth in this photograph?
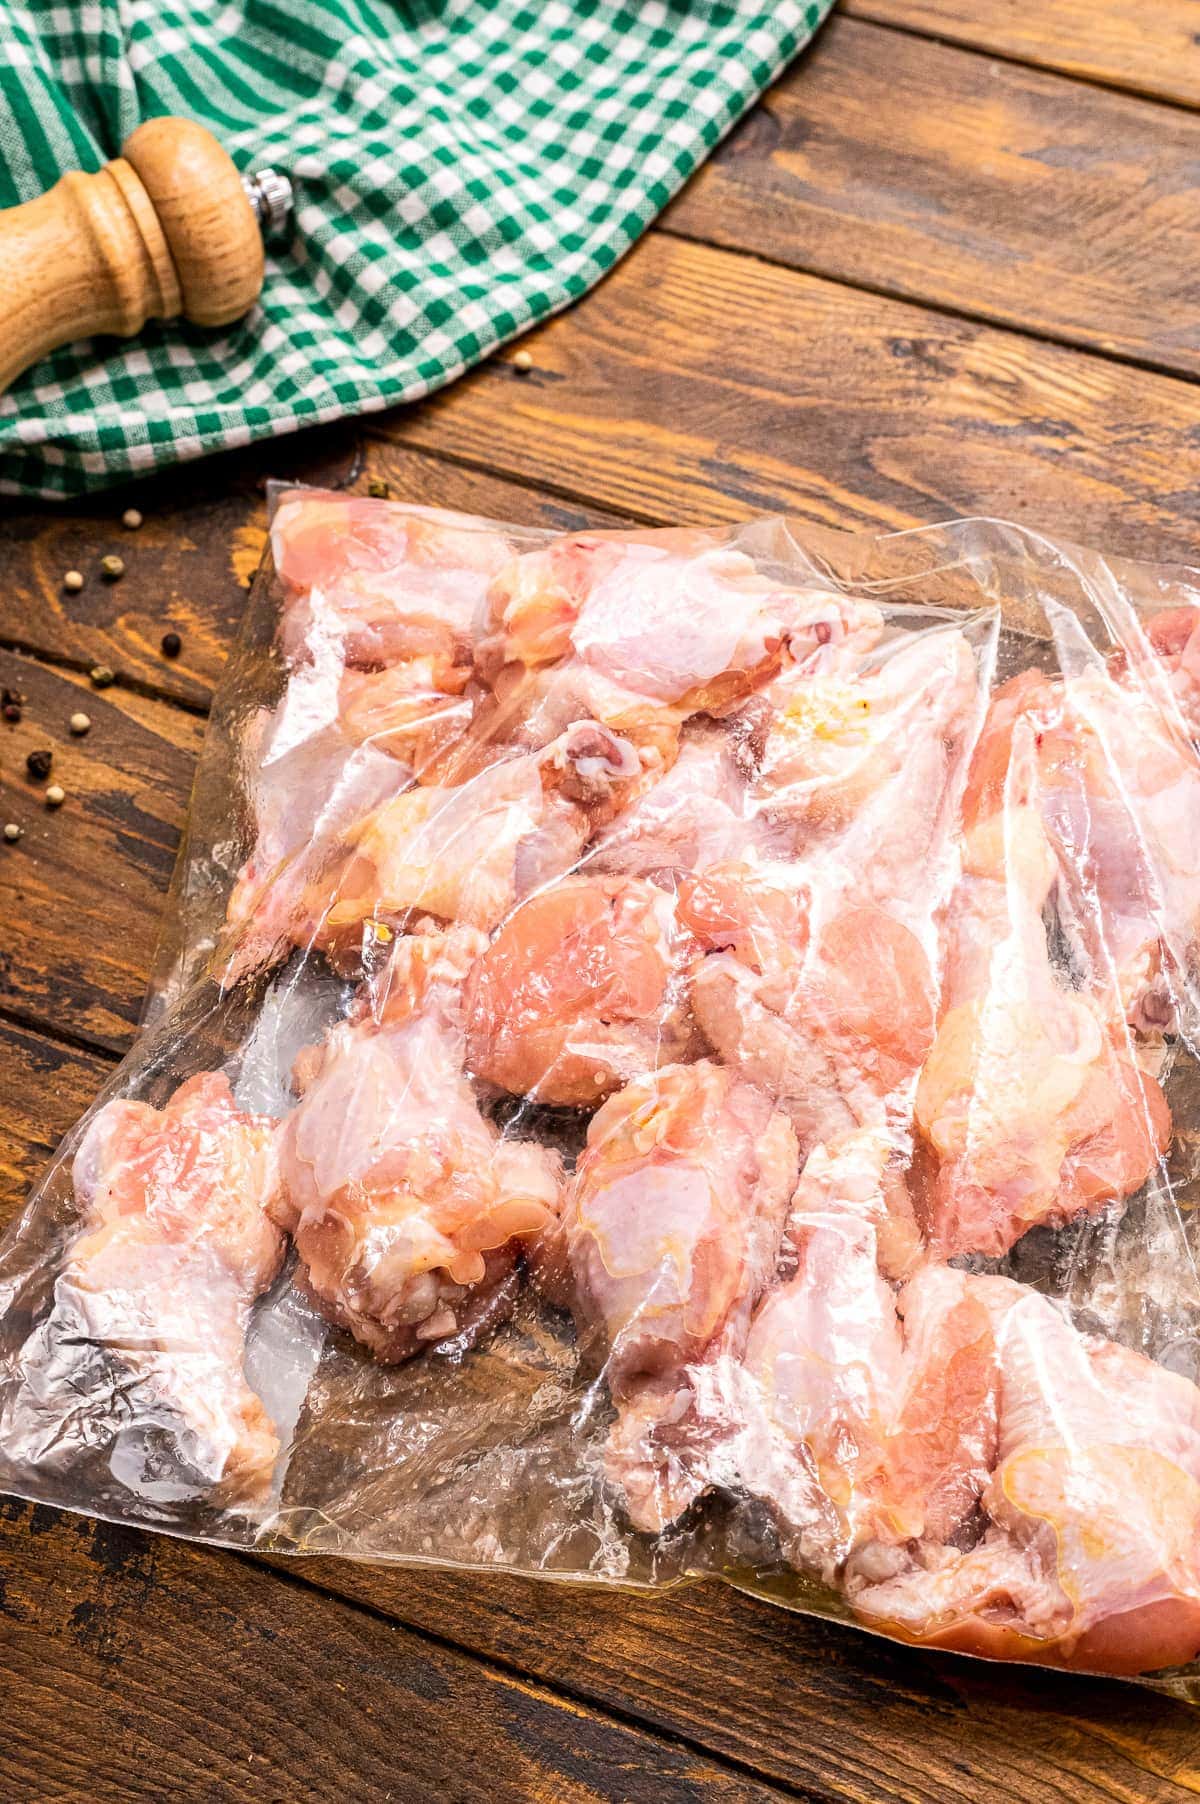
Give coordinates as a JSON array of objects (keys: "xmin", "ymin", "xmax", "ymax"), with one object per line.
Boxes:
[{"xmin": 0, "ymin": 0, "xmax": 832, "ymax": 500}]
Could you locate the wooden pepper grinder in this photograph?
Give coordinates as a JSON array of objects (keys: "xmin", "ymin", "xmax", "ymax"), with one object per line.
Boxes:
[{"xmin": 0, "ymin": 116, "xmax": 292, "ymax": 394}]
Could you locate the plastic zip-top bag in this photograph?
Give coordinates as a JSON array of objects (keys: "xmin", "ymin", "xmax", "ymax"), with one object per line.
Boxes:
[{"xmin": 4, "ymin": 488, "xmax": 1200, "ymax": 1693}]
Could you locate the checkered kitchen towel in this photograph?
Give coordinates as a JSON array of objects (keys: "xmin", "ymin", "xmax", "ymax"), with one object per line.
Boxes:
[{"xmin": 0, "ymin": 0, "xmax": 832, "ymax": 499}]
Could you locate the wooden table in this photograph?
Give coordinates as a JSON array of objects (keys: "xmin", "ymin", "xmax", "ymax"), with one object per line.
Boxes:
[{"xmin": 4, "ymin": 5, "xmax": 1200, "ymax": 1798}]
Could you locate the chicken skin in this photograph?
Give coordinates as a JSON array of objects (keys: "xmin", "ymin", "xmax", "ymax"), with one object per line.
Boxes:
[
  {"xmin": 562, "ymin": 1061, "xmax": 798, "ymax": 1532},
  {"xmin": 698, "ymin": 1141, "xmax": 993, "ymax": 1575},
  {"xmin": 275, "ymin": 925, "xmax": 563, "ymax": 1360},
  {"xmin": 16, "ymin": 1074, "xmax": 287, "ymax": 1506},
  {"xmin": 850, "ymin": 1274, "xmax": 1200, "ymax": 1676},
  {"xmin": 915, "ymin": 690, "xmax": 1171, "ymax": 1258},
  {"xmin": 587, "ymin": 724, "xmax": 782, "ymax": 881},
  {"xmin": 683, "ymin": 861, "xmax": 938, "ymax": 1159},
  {"xmin": 465, "ymin": 875, "xmax": 698, "ymax": 1107},
  {"xmin": 272, "ymin": 492, "xmax": 511, "ymax": 668},
  {"xmin": 223, "ymin": 641, "xmax": 410, "ymax": 980},
  {"xmin": 479, "ymin": 540, "xmax": 882, "ymax": 788},
  {"xmin": 683, "ymin": 630, "xmax": 979, "ymax": 1156},
  {"xmin": 297, "ymin": 755, "xmax": 589, "ymax": 965}
]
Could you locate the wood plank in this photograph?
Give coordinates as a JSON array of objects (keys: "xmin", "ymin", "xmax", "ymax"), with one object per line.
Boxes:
[
  {"xmin": 0, "ymin": 648, "xmax": 202, "ymax": 1051},
  {"xmin": 289, "ymin": 1562, "xmax": 1200, "ymax": 1804},
  {"xmin": 3, "ymin": 1021, "xmax": 1199, "ymax": 1804},
  {"xmin": 0, "ymin": 447, "xmax": 624, "ymax": 706},
  {"xmin": 0, "ymin": 1020, "xmax": 108, "ymax": 1229},
  {"xmin": 843, "ymin": 0, "xmax": 1200, "ymax": 109},
  {"xmin": 375, "ymin": 232, "xmax": 1200, "ymax": 565},
  {"xmin": 0, "ymin": 1500, "xmax": 776, "ymax": 1804},
  {"xmin": 0, "ymin": 427, "xmax": 359, "ymax": 711},
  {"xmin": 669, "ymin": 15, "xmax": 1200, "ymax": 376}
]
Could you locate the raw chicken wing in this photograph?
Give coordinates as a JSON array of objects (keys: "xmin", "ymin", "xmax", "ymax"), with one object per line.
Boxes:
[
  {"xmin": 19, "ymin": 1074, "xmax": 286, "ymax": 1505},
  {"xmin": 701, "ymin": 1142, "xmax": 992, "ymax": 1574},
  {"xmin": 465, "ymin": 875, "xmax": 698, "ymax": 1106},
  {"xmin": 299, "ymin": 755, "xmax": 589, "ymax": 963},
  {"xmin": 276, "ymin": 925, "xmax": 563, "ymax": 1360},
  {"xmin": 563, "ymin": 1061, "xmax": 798, "ymax": 1532},
  {"xmin": 587, "ymin": 724, "xmax": 782, "ymax": 880},
  {"xmin": 684, "ymin": 861, "xmax": 937, "ymax": 1155},
  {"xmin": 915, "ymin": 692, "xmax": 1171, "ymax": 1258},
  {"xmin": 337, "ymin": 652, "xmax": 475, "ymax": 779},
  {"xmin": 851, "ymin": 1275, "xmax": 1200, "ymax": 1675},
  {"xmin": 273, "ymin": 492, "xmax": 510, "ymax": 668},
  {"xmin": 223, "ymin": 641, "xmax": 408, "ymax": 979}
]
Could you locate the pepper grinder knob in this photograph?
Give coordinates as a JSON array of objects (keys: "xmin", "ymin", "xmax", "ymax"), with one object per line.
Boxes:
[{"xmin": 0, "ymin": 115, "xmax": 291, "ymax": 396}]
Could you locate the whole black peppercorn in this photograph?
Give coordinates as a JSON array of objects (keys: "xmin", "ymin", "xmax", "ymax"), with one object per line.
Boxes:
[
  {"xmin": 25, "ymin": 749, "xmax": 52, "ymax": 781},
  {"xmin": 161, "ymin": 630, "xmax": 182, "ymax": 658},
  {"xmin": 2, "ymin": 703, "xmax": 20, "ymax": 724}
]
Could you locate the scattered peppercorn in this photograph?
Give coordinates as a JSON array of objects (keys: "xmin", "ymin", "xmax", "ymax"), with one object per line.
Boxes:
[
  {"xmin": 161, "ymin": 631, "xmax": 182, "ymax": 658},
  {"xmin": 69, "ymin": 711, "xmax": 91, "ymax": 736},
  {"xmin": 122, "ymin": 508, "xmax": 143, "ymax": 530},
  {"xmin": 512, "ymin": 349, "xmax": 534, "ymax": 373},
  {"xmin": 45, "ymin": 784, "xmax": 65, "ymax": 808},
  {"xmin": 25, "ymin": 749, "xmax": 52, "ymax": 781},
  {"xmin": 100, "ymin": 554, "xmax": 125, "ymax": 581},
  {"xmin": 64, "ymin": 570, "xmax": 84, "ymax": 592},
  {"xmin": 3, "ymin": 822, "xmax": 21, "ymax": 843},
  {"xmin": 90, "ymin": 665, "xmax": 115, "ymax": 688},
  {"xmin": 367, "ymin": 479, "xmax": 391, "ymax": 499},
  {"xmin": 2, "ymin": 703, "xmax": 19, "ymax": 724}
]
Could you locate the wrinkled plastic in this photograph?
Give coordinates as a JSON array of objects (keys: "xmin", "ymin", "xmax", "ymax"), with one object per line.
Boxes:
[{"xmin": 5, "ymin": 490, "xmax": 1200, "ymax": 1693}]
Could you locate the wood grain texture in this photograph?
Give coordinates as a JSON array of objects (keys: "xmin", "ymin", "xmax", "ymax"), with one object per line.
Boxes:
[
  {"xmin": 670, "ymin": 16, "xmax": 1200, "ymax": 375},
  {"xmin": 381, "ymin": 232, "xmax": 1200, "ymax": 563},
  {"xmin": 288, "ymin": 1562, "xmax": 1200, "ymax": 1804},
  {"xmin": 0, "ymin": 1501, "xmax": 779, "ymax": 1804},
  {"xmin": 7, "ymin": 37, "xmax": 1200, "ymax": 1791},
  {"xmin": 0, "ymin": 1021, "xmax": 107, "ymax": 1228},
  {"xmin": 0, "ymin": 648, "xmax": 201, "ymax": 1050},
  {"xmin": 0, "ymin": 430, "xmax": 359, "ymax": 708},
  {"xmin": 843, "ymin": 0, "xmax": 1200, "ymax": 107}
]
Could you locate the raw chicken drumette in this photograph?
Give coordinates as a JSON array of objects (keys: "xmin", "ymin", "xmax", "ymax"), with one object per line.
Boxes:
[
  {"xmin": 683, "ymin": 861, "xmax": 937, "ymax": 1157},
  {"xmin": 697, "ymin": 1138, "xmax": 993, "ymax": 1575},
  {"xmin": 915, "ymin": 681, "xmax": 1171, "ymax": 1258},
  {"xmin": 480, "ymin": 534, "xmax": 882, "ymax": 786},
  {"xmin": 562, "ymin": 1061, "xmax": 798, "ymax": 1532},
  {"xmin": 12, "ymin": 1074, "xmax": 286, "ymax": 1505},
  {"xmin": 465, "ymin": 874, "xmax": 698, "ymax": 1106},
  {"xmin": 272, "ymin": 492, "xmax": 511, "ymax": 668},
  {"xmin": 223, "ymin": 640, "xmax": 410, "ymax": 980},
  {"xmin": 1036, "ymin": 656, "xmax": 1200, "ymax": 1032},
  {"xmin": 275, "ymin": 925, "xmax": 563, "ymax": 1360},
  {"xmin": 685, "ymin": 629, "xmax": 979, "ymax": 1156},
  {"xmin": 850, "ymin": 1275, "xmax": 1200, "ymax": 1675},
  {"xmin": 586, "ymin": 723, "xmax": 780, "ymax": 881},
  {"xmin": 296, "ymin": 754, "xmax": 589, "ymax": 965}
]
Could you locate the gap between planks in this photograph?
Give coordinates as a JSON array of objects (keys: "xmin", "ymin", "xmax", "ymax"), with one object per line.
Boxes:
[
  {"xmin": 653, "ymin": 220, "xmax": 1200, "ymax": 394},
  {"xmin": 0, "ymin": 631, "xmax": 211, "ymax": 721},
  {"xmin": 235, "ymin": 1547, "xmax": 822, "ymax": 1804},
  {"xmin": 841, "ymin": 0, "xmax": 1200, "ymax": 113}
]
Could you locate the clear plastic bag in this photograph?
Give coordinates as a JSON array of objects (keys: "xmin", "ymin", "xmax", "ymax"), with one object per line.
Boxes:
[{"xmin": 5, "ymin": 489, "xmax": 1200, "ymax": 1694}]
